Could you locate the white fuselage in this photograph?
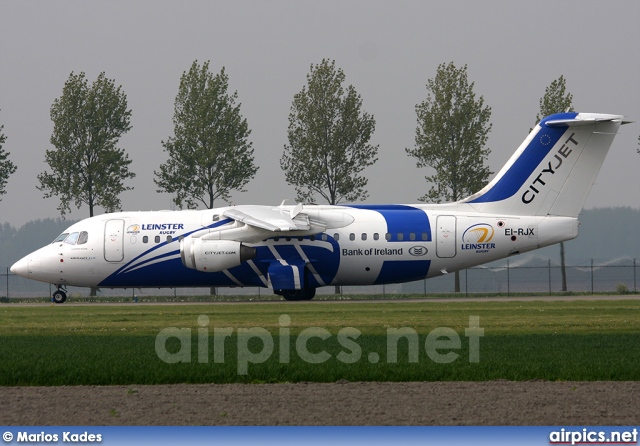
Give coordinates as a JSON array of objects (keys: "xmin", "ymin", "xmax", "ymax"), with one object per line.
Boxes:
[{"xmin": 11, "ymin": 205, "xmax": 578, "ymax": 290}]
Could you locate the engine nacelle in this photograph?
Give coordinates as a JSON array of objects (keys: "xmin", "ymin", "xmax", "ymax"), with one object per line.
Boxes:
[{"xmin": 180, "ymin": 238, "xmax": 256, "ymax": 272}]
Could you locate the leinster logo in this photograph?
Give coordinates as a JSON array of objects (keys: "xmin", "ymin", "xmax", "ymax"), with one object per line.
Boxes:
[
  {"xmin": 461, "ymin": 223, "xmax": 495, "ymax": 254},
  {"xmin": 462, "ymin": 223, "xmax": 494, "ymax": 243},
  {"xmin": 127, "ymin": 224, "xmax": 141, "ymax": 235}
]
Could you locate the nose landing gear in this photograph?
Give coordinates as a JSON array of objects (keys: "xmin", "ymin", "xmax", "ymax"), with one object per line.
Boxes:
[{"xmin": 52, "ymin": 286, "xmax": 67, "ymax": 304}]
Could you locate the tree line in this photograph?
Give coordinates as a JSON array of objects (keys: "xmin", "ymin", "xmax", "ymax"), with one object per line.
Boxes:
[
  {"xmin": 0, "ymin": 60, "xmax": 601, "ymax": 216},
  {"xmin": 0, "ymin": 61, "xmax": 620, "ymax": 293}
]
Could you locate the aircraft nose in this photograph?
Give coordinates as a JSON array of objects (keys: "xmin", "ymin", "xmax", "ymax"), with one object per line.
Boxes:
[{"xmin": 10, "ymin": 257, "xmax": 30, "ymax": 278}]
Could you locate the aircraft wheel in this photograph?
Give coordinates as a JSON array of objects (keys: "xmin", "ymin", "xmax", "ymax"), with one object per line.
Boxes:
[
  {"xmin": 280, "ymin": 288, "xmax": 316, "ymax": 301},
  {"xmin": 52, "ymin": 290, "xmax": 67, "ymax": 304}
]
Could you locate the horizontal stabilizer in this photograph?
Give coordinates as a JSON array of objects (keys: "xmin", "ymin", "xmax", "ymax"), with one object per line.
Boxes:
[{"xmin": 544, "ymin": 113, "xmax": 624, "ymax": 127}]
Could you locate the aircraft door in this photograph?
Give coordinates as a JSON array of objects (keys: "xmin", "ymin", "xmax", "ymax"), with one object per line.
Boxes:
[
  {"xmin": 436, "ymin": 215, "xmax": 456, "ymax": 258},
  {"xmin": 104, "ymin": 219, "xmax": 125, "ymax": 262}
]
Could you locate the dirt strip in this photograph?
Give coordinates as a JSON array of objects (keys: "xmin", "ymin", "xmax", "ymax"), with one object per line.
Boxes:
[{"xmin": 1, "ymin": 381, "xmax": 638, "ymax": 426}]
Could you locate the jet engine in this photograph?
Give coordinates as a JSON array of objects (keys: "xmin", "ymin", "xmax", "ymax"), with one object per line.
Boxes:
[{"xmin": 180, "ymin": 238, "xmax": 256, "ymax": 272}]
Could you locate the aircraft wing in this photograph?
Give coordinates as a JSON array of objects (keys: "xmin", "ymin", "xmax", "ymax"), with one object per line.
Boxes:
[{"xmin": 223, "ymin": 205, "xmax": 323, "ymax": 232}]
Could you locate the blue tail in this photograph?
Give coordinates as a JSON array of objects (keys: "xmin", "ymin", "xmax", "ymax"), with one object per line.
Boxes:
[{"xmin": 463, "ymin": 113, "xmax": 624, "ymax": 217}]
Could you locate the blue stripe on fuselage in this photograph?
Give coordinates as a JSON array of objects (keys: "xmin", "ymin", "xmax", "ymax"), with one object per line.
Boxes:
[
  {"xmin": 99, "ymin": 218, "xmax": 233, "ymax": 286},
  {"xmin": 347, "ymin": 204, "xmax": 431, "ymax": 241},
  {"xmin": 98, "ymin": 231, "xmax": 340, "ymax": 289},
  {"xmin": 347, "ymin": 205, "xmax": 432, "ymax": 284},
  {"xmin": 374, "ymin": 260, "xmax": 431, "ymax": 285},
  {"xmin": 100, "ymin": 257, "xmax": 240, "ymax": 287}
]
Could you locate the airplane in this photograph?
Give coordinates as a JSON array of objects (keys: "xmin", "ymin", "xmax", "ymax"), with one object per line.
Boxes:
[{"xmin": 10, "ymin": 112, "xmax": 628, "ymax": 303}]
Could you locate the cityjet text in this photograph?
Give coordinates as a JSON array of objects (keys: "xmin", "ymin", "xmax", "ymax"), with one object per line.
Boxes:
[{"xmin": 522, "ymin": 132, "xmax": 578, "ymax": 204}]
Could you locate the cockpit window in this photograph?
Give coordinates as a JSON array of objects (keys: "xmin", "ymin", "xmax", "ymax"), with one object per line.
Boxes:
[
  {"xmin": 54, "ymin": 233, "xmax": 69, "ymax": 243},
  {"xmin": 64, "ymin": 232, "xmax": 80, "ymax": 245},
  {"xmin": 53, "ymin": 231, "xmax": 89, "ymax": 245},
  {"xmin": 77, "ymin": 231, "xmax": 89, "ymax": 245}
]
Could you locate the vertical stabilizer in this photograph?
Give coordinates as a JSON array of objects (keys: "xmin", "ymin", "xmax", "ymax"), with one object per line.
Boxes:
[{"xmin": 463, "ymin": 113, "xmax": 624, "ymax": 217}]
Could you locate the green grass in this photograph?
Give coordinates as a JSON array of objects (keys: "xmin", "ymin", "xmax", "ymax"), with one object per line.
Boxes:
[
  {"xmin": 3, "ymin": 289, "xmax": 638, "ymax": 305},
  {"xmin": 0, "ymin": 300, "xmax": 639, "ymax": 385}
]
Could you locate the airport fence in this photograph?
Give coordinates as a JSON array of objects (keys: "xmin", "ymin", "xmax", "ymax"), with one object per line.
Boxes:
[{"xmin": 1, "ymin": 258, "xmax": 638, "ymax": 300}]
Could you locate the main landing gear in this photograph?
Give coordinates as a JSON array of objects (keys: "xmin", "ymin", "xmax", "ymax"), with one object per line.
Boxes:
[
  {"xmin": 52, "ymin": 286, "xmax": 67, "ymax": 304},
  {"xmin": 276, "ymin": 288, "xmax": 317, "ymax": 301}
]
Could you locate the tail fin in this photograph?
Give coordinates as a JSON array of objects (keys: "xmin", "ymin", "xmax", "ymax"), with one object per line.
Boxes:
[{"xmin": 463, "ymin": 112, "xmax": 624, "ymax": 217}]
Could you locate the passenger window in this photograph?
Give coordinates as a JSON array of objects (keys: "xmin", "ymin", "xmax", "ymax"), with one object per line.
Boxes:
[
  {"xmin": 143, "ymin": 236, "xmax": 149, "ymax": 243},
  {"xmin": 349, "ymin": 233, "xmax": 355, "ymax": 241},
  {"xmin": 385, "ymin": 233, "xmax": 391, "ymax": 241},
  {"xmin": 409, "ymin": 233, "xmax": 416, "ymax": 241},
  {"xmin": 422, "ymin": 232, "xmax": 428, "ymax": 241},
  {"xmin": 166, "ymin": 236, "xmax": 173, "ymax": 243},
  {"xmin": 361, "ymin": 233, "xmax": 367, "ymax": 241},
  {"xmin": 322, "ymin": 234, "xmax": 328, "ymax": 241},
  {"xmin": 212, "ymin": 215, "xmax": 220, "ymax": 221},
  {"xmin": 64, "ymin": 232, "xmax": 79, "ymax": 245},
  {"xmin": 155, "ymin": 235, "xmax": 160, "ymax": 243},
  {"xmin": 334, "ymin": 233, "xmax": 340, "ymax": 241},
  {"xmin": 77, "ymin": 231, "xmax": 88, "ymax": 245},
  {"xmin": 373, "ymin": 233, "xmax": 379, "ymax": 240},
  {"xmin": 398, "ymin": 233, "xmax": 404, "ymax": 241}
]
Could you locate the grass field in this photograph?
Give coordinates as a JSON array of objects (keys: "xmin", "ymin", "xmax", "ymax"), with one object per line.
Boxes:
[{"xmin": 1, "ymin": 299, "xmax": 639, "ymax": 385}]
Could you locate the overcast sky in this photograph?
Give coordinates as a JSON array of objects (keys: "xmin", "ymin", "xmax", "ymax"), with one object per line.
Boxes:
[{"xmin": 1, "ymin": 0, "xmax": 639, "ymax": 227}]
